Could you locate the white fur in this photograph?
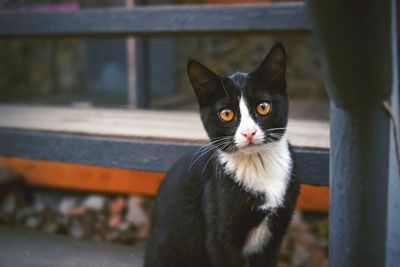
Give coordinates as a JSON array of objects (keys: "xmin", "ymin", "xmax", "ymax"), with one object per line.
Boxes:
[
  {"xmin": 219, "ymin": 97, "xmax": 292, "ymax": 209},
  {"xmin": 218, "ymin": 136, "xmax": 292, "ymax": 209},
  {"xmin": 242, "ymin": 217, "xmax": 271, "ymax": 255},
  {"xmin": 234, "ymin": 98, "xmax": 265, "ymax": 149},
  {"xmin": 218, "ymin": 96, "xmax": 292, "ymax": 254}
]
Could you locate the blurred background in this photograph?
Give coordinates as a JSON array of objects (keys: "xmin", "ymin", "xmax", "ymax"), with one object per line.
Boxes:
[
  {"xmin": 0, "ymin": 1, "xmax": 329, "ymax": 267},
  {"xmin": 0, "ymin": 0, "xmax": 328, "ymax": 119}
]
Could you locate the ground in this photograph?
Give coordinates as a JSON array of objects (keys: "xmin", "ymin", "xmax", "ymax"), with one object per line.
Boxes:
[{"xmin": 0, "ymin": 185, "xmax": 328, "ymax": 267}]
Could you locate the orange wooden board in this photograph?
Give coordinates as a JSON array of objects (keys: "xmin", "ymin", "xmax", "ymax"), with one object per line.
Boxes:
[
  {"xmin": 297, "ymin": 184, "xmax": 329, "ymax": 212},
  {"xmin": 0, "ymin": 156, "xmax": 328, "ymax": 211},
  {"xmin": 0, "ymin": 156, "xmax": 165, "ymax": 196}
]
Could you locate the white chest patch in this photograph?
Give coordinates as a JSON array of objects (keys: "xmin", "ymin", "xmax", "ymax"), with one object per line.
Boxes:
[
  {"xmin": 218, "ymin": 135, "xmax": 292, "ymax": 210},
  {"xmin": 218, "ymin": 136, "xmax": 292, "ymax": 255},
  {"xmin": 217, "ymin": 95, "xmax": 292, "ymax": 255}
]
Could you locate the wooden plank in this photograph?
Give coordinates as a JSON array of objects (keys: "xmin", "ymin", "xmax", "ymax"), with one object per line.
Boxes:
[
  {"xmin": 296, "ymin": 184, "xmax": 329, "ymax": 212},
  {"xmin": 0, "ymin": 226, "xmax": 145, "ymax": 267},
  {"xmin": 0, "ymin": 129, "xmax": 329, "ymax": 186},
  {"xmin": 0, "ymin": 156, "xmax": 164, "ymax": 196},
  {"xmin": 0, "ymin": 156, "xmax": 328, "ymax": 211},
  {"xmin": 0, "ymin": 3, "xmax": 310, "ymax": 38},
  {"xmin": 0, "ymin": 105, "xmax": 329, "ymax": 148}
]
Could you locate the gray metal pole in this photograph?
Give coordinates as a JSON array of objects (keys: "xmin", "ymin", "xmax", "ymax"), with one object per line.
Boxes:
[
  {"xmin": 306, "ymin": 1, "xmax": 393, "ymax": 266},
  {"xmin": 386, "ymin": 0, "xmax": 400, "ymax": 266},
  {"xmin": 134, "ymin": 0, "xmax": 151, "ymax": 108},
  {"xmin": 330, "ymin": 105, "xmax": 390, "ymax": 266}
]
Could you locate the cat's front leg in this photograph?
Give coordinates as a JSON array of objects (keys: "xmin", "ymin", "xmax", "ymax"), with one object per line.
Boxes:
[{"xmin": 206, "ymin": 235, "xmax": 249, "ymax": 267}]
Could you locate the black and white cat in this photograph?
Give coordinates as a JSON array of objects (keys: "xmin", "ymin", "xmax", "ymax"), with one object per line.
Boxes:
[{"xmin": 145, "ymin": 43, "xmax": 300, "ymax": 267}]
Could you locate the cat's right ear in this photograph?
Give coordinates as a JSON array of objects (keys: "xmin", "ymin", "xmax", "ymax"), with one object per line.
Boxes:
[{"xmin": 187, "ymin": 60, "xmax": 221, "ymax": 106}]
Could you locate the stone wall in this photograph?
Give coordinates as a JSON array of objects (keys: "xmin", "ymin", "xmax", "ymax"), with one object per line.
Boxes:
[
  {"xmin": 0, "ymin": 40, "xmax": 85, "ymax": 102},
  {"xmin": 175, "ymin": 34, "xmax": 327, "ymax": 101}
]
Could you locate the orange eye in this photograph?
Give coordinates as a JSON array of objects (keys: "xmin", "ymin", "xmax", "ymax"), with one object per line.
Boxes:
[
  {"xmin": 256, "ymin": 102, "xmax": 271, "ymax": 116},
  {"xmin": 219, "ymin": 108, "xmax": 235, "ymax": 122}
]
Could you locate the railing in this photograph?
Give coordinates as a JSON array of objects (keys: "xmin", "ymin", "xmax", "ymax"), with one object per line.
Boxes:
[{"xmin": 0, "ymin": 3, "xmax": 310, "ymax": 37}]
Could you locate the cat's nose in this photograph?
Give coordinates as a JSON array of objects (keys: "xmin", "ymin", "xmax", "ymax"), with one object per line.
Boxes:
[{"xmin": 241, "ymin": 130, "xmax": 257, "ymax": 141}]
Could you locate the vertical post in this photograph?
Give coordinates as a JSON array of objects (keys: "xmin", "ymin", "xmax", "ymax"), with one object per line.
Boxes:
[
  {"xmin": 126, "ymin": 0, "xmax": 137, "ymax": 108},
  {"xmin": 329, "ymin": 105, "xmax": 390, "ymax": 266},
  {"xmin": 135, "ymin": 36, "xmax": 150, "ymax": 108},
  {"xmin": 126, "ymin": 0, "xmax": 150, "ymax": 108},
  {"xmin": 134, "ymin": 0, "xmax": 150, "ymax": 108},
  {"xmin": 386, "ymin": 0, "xmax": 400, "ymax": 266},
  {"xmin": 51, "ymin": 40, "xmax": 59, "ymax": 94},
  {"xmin": 306, "ymin": 1, "xmax": 393, "ymax": 266}
]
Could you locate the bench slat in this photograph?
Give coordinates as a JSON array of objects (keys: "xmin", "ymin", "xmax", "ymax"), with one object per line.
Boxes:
[
  {"xmin": 0, "ymin": 129, "xmax": 329, "ymax": 186},
  {"xmin": 0, "ymin": 156, "xmax": 329, "ymax": 211},
  {"xmin": 0, "ymin": 3, "xmax": 310, "ymax": 38},
  {"xmin": 0, "ymin": 105, "xmax": 329, "ymax": 149}
]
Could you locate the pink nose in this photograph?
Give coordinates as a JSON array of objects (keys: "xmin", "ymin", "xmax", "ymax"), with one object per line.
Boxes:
[{"xmin": 241, "ymin": 130, "xmax": 256, "ymax": 141}]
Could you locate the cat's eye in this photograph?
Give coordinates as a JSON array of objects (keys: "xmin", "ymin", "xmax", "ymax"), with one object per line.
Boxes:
[
  {"xmin": 219, "ymin": 108, "xmax": 235, "ymax": 122},
  {"xmin": 256, "ymin": 102, "xmax": 272, "ymax": 116}
]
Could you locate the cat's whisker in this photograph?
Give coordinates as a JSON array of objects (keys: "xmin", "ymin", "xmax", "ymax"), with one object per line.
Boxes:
[
  {"xmin": 224, "ymin": 143, "xmax": 238, "ymax": 155},
  {"xmin": 189, "ymin": 139, "xmax": 234, "ymax": 171},
  {"xmin": 265, "ymin": 133, "xmax": 285, "ymax": 138},
  {"xmin": 210, "ymin": 136, "xmax": 232, "ymax": 147},
  {"xmin": 193, "ymin": 143, "xmax": 213, "ymax": 155},
  {"xmin": 189, "ymin": 146, "xmax": 218, "ymax": 171},
  {"xmin": 202, "ymin": 137, "xmax": 233, "ymax": 148},
  {"xmin": 197, "ymin": 136, "xmax": 232, "ymax": 147},
  {"xmin": 265, "ymin": 129, "xmax": 286, "ymax": 133},
  {"xmin": 201, "ymin": 142, "xmax": 232, "ymax": 174},
  {"xmin": 201, "ymin": 149, "xmax": 218, "ymax": 174},
  {"xmin": 265, "ymin": 131, "xmax": 285, "ymax": 136},
  {"xmin": 265, "ymin": 127, "xmax": 287, "ymax": 131},
  {"xmin": 193, "ymin": 137, "xmax": 232, "ymax": 156},
  {"xmin": 267, "ymin": 134, "xmax": 285, "ymax": 139}
]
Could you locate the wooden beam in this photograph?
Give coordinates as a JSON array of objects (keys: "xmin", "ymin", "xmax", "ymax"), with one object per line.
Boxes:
[
  {"xmin": 0, "ymin": 129, "xmax": 329, "ymax": 186},
  {"xmin": 0, "ymin": 156, "xmax": 164, "ymax": 196},
  {"xmin": 0, "ymin": 156, "xmax": 328, "ymax": 211},
  {"xmin": 296, "ymin": 184, "xmax": 328, "ymax": 212},
  {"xmin": 0, "ymin": 3, "xmax": 310, "ymax": 38}
]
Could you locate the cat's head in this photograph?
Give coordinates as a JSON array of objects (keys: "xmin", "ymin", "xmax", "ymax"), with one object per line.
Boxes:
[{"xmin": 187, "ymin": 43, "xmax": 288, "ymax": 154}]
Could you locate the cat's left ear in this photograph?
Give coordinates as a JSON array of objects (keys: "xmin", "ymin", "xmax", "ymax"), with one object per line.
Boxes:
[
  {"xmin": 253, "ymin": 42, "xmax": 286, "ymax": 86},
  {"xmin": 187, "ymin": 60, "xmax": 223, "ymax": 106}
]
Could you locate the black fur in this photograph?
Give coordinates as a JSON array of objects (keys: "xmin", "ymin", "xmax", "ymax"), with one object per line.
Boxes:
[{"xmin": 145, "ymin": 43, "xmax": 300, "ymax": 267}]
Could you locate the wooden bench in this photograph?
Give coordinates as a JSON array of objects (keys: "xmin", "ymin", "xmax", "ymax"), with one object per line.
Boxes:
[
  {"xmin": 0, "ymin": 105, "xmax": 330, "ymax": 211},
  {"xmin": 0, "ymin": 105, "xmax": 329, "ymax": 181}
]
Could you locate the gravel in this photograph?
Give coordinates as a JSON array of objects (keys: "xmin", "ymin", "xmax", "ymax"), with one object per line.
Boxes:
[{"xmin": 0, "ymin": 187, "xmax": 328, "ymax": 267}]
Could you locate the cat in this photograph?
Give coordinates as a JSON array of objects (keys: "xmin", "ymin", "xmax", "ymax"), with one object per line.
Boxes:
[{"xmin": 145, "ymin": 43, "xmax": 300, "ymax": 267}]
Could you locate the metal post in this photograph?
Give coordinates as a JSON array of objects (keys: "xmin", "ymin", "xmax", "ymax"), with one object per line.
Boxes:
[
  {"xmin": 329, "ymin": 105, "xmax": 390, "ymax": 266},
  {"xmin": 128, "ymin": 0, "xmax": 151, "ymax": 108},
  {"xmin": 386, "ymin": 0, "xmax": 400, "ymax": 266},
  {"xmin": 306, "ymin": 1, "xmax": 393, "ymax": 266},
  {"xmin": 126, "ymin": 0, "xmax": 138, "ymax": 108},
  {"xmin": 135, "ymin": 37, "xmax": 150, "ymax": 108}
]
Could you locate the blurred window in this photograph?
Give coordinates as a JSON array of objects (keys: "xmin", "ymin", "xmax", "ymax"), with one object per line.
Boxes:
[{"xmin": 0, "ymin": 0, "xmax": 327, "ymax": 121}]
